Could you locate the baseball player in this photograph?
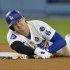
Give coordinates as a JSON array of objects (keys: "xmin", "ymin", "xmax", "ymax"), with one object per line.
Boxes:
[{"xmin": 5, "ymin": 10, "xmax": 66, "ymax": 59}]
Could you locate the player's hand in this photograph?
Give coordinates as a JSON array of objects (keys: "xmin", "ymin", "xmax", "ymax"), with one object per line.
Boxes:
[{"xmin": 34, "ymin": 47, "xmax": 53, "ymax": 59}]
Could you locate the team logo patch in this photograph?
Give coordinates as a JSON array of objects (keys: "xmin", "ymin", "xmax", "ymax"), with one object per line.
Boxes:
[
  {"xmin": 35, "ymin": 37, "xmax": 39, "ymax": 41},
  {"xmin": 10, "ymin": 34, "xmax": 17, "ymax": 39},
  {"xmin": 40, "ymin": 26, "xmax": 45, "ymax": 31}
]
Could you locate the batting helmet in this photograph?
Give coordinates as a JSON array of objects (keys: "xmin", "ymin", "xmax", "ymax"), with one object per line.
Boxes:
[{"xmin": 5, "ymin": 10, "xmax": 23, "ymax": 27}]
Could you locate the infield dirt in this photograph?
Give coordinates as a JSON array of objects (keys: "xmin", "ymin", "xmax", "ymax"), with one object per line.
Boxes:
[{"xmin": 0, "ymin": 44, "xmax": 70, "ymax": 70}]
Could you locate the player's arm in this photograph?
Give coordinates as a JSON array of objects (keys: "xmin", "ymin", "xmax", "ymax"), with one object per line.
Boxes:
[
  {"xmin": 36, "ymin": 20, "xmax": 66, "ymax": 53},
  {"xmin": 46, "ymin": 32, "xmax": 66, "ymax": 53},
  {"xmin": 11, "ymin": 41, "xmax": 52, "ymax": 59},
  {"xmin": 11, "ymin": 41, "xmax": 35, "ymax": 56}
]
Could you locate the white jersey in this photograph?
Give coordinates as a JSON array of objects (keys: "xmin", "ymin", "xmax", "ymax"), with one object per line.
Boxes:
[{"xmin": 7, "ymin": 20, "xmax": 56, "ymax": 49}]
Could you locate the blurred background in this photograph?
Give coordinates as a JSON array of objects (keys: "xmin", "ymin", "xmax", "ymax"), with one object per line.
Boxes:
[
  {"xmin": 0, "ymin": 0, "xmax": 70, "ymax": 43},
  {"xmin": 0, "ymin": 0, "xmax": 70, "ymax": 19}
]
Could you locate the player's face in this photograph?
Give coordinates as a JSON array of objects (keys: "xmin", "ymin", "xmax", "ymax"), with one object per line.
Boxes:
[{"xmin": 12, "ymin": 17, "xmax": 29, "ymax": 36}]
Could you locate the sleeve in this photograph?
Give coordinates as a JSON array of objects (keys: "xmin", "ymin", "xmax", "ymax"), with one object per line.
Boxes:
[
  {"xmin": 11, "ymin": 41, "xmax": 35, "ymax": 56},
  {"xmin": 34, "ymin": 20, "xmax": 56, "ymax": 41}
]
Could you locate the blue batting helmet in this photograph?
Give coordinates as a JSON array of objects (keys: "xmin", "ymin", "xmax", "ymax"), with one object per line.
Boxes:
[{"xmin": 5, "ymin": 10, "xmax": 23, "ymax": 27}]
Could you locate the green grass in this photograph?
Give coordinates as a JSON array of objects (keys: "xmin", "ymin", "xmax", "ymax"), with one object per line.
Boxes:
[
  {"xmin": 0, "ymin": 19, "xmax": 9, "ymax": 43},
  {"xmin": 0, "ymin": 18, "xmax": 70, "ymax": 43}
]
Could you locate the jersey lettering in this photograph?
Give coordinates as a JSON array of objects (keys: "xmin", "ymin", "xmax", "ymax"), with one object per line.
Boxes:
[{"xmin": 45, "ymin": 30, "xmax": 51, "ymax": 36}]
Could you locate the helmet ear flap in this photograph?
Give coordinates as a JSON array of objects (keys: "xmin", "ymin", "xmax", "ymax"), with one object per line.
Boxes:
[{"xmin": 10, "ymin": 26, "xmax": 15, "ymax": 31}]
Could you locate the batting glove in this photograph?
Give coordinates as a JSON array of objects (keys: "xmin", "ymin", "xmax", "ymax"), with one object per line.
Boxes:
[{"xmin": 34, "ymin": 47, "xmax": 53, "ymax": 59}]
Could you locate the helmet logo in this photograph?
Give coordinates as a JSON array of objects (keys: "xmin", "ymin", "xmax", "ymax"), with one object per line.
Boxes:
[{"xmin": 9, "ymin": 16, "xmax": 14, "ymax": 20}]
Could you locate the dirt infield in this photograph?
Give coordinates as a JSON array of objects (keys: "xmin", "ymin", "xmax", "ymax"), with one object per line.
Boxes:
[{"xmin": 0, "ymin": 44, "xmax": 70, "ymax": 70}]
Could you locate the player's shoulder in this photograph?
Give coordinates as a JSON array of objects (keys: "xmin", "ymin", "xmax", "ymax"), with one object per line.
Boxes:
[
  {"xmin": 28, "ymin": 20, "xmax": 45, "ymax": 23},
  {"xmin": 7, "ymin": 29, "xmax": 14, "ymax": 34},
  {"xmin": 7, "ymin": 29, "xmax": 16, "ymax": 38},
  {"xmin": 7, "ymin": 29, "xmax": 13, "ymax": 35},
  {"xmin": 27, "ymin": 20, "xmax": 47, "ymax": 26}
]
